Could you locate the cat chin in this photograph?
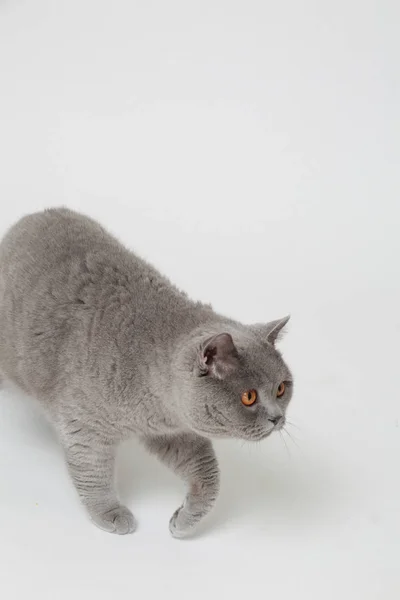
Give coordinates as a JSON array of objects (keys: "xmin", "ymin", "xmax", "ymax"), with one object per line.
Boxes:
[
  {"xmin": 190, "ymin": 426, "xmax": 274, "ymax": 442},
  {"xmin": 249, "ymin": 430, "xmax": 274, "ymax": 442},
  {"xmin": 238, "ymin": 427, "xmax": 276, "ymax": 442},
  {"xmin": 188, "ymin": 426, "xmax": 241, "ymax": 440}
]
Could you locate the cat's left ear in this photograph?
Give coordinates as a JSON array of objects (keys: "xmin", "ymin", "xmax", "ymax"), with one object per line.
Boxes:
[
  {"xmin": 251, "ymin": 315, "xmax": 290, "ymax": 346},
  {"xmin": 199, "ymin": 333, "xmax": 239, "ymax": 379}
]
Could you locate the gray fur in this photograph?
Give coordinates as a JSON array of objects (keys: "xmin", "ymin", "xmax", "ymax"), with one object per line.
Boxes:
[{"xmin": 0, "ymin": 208, "xmax": 293, "ymax": 537}]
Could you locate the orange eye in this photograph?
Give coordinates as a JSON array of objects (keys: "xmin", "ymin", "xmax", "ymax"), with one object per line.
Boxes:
[
  {"xmin": 277, "ymin": 382, "xmax": 285, "ymax": 398},
  {"xmin": 241, "ymin": 389, "xmax": 257, "ymax": 406}
]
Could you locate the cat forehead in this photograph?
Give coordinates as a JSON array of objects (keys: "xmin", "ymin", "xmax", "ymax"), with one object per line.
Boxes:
[{"xmin": 236, "ymin": 336, "xmax": 288, "ymax": 379}]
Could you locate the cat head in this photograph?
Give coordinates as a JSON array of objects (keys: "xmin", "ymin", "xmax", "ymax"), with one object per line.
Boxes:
[{"xmin": 175, "ymin": 316, "xmax": 293, "ymax": 441}]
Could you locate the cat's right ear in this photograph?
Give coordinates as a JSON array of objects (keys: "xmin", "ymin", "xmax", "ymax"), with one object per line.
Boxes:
[
  {"xmin": 198, "ymin": 333, "xmax": 239, "ymax": 379},
  {"xmin": 250, "ymin": 315, "xmax": 290, "ymax": 345}
]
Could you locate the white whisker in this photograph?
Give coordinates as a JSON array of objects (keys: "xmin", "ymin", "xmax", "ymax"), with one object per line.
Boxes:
[
  {"xmin": 283, "ymin": 426, "xmax": 301, "ymax": 451},
  {"xmin": 279, "ymin": 430, "xmax": 291, "ymax": 459},
  {"xmin": 285, "ymin": 419, "xmax": 301, "ymax": 431}
]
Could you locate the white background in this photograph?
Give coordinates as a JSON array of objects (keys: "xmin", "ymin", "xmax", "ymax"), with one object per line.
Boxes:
[{"xmin": 0, "ymin": 1, "xmax": 399, "ymax": 598}]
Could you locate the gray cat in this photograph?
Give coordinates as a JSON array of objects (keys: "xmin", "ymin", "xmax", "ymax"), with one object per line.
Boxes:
[{"xmin": 0, "ymin": 208, "xmax": 293, "ymax": 537}]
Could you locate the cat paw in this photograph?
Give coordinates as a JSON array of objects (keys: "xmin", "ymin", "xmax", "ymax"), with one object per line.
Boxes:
[
  {"xmin": 169, "ymin": 506, "xmax": 197, "ymax": 539},
  {"xmin": 90, "ymin": 505, "xmax": 137, "ymax": 535}
]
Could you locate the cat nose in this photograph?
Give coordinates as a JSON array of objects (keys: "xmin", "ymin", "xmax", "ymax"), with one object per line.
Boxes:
[{"xmin": 268, "ymin": 416, "xmax": 282, "ymax": 427}]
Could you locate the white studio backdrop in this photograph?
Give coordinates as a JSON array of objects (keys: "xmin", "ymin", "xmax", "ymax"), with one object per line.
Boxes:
[{"xmin": 0, "ymin": 1, "xmax": 399, "ymax": 599}]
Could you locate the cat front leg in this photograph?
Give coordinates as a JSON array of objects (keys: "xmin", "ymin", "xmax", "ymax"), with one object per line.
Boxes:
[
  {"xmin": 145, "ymin": 433, "xmax": 220, "ymax": 538},
  {"xmin": 60, "ymin": 425, "xmax": 136, "ymax": 535}
]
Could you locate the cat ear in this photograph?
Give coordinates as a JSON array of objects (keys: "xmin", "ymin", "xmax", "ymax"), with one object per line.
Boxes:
[
  {"xmin": 199, "ymin": 333, "xmax": 239, "ymax": 379},
  {"xmin": 251, "ymin": 315, "xmax": 290, "ymax": 346}
]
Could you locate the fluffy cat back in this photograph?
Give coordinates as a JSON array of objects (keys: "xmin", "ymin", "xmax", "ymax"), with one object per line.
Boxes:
[{"xmin": 0, "ymin": 208, "xmax": 204, "ymax": 413}]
